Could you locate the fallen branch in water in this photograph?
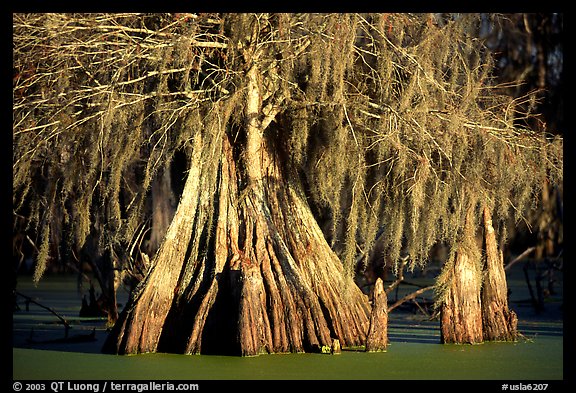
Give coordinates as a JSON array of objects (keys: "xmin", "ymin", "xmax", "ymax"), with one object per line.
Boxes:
[{"xmin": 15, "ymin": 290, "xmax": 71, "ymax": 337}]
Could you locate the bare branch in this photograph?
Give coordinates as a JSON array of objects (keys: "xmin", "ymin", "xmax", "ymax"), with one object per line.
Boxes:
[
  {"xmin": 387, "ymin": 285, "xmax": 434, "ymax": 313},
  {"xmin": 504, "ymin": 246, "xmax": 536, "ymax": 271}
]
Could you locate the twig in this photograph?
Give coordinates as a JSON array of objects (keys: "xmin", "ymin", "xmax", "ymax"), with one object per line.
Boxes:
[
  {"xmin": 385, "ymin": 255, "xmax": 409, "ymax": 295},
  {"xmin": 411, "ymin": 298, "xmax": 431, "ymax": 317}
]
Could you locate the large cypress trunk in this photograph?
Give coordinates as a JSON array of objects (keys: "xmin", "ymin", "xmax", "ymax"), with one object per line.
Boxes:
[
  {"xmin": 103, "ymin": 63, "xmax": 371, "ymax": 356},
  {"xmin": 102, "ymin": 132, "xmax": 371, "ymax": 356},
  {"xmin": 481, "ymin": 206, "xmax": 518, "ymax": 341}
]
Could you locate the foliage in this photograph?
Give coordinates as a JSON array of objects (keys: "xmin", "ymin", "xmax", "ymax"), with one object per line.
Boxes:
[{"xmin": 13, "ymin": 13, "xmax": 562, "ymax": 284}]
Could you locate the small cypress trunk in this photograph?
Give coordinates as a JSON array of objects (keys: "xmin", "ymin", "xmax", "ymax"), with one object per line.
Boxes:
[
  {"xmin": 100, "ymin": 266, "xmax": 119, "ymax": 326},
  {"xmin": 439, "ymin": 251, "xmax": 484, "ymax": 344},
  {"xmin": 438, "ymin": 204, "xmax": 484, "ymax": 344},
  {"xmin": 481, "ymin": 206, "xmax": 518, "ymax": 341}
]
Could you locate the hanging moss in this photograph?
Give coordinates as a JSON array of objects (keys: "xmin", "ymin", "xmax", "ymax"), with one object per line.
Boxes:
[{"xmin": 13, "ymin": 13, "xmax": 562, "ymax": 289}]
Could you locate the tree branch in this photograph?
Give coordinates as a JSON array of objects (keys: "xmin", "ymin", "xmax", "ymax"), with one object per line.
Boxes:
[
  {"xmin": 387, "ymin": 285, "xmax": 434, "ymax": 313},
  {"xmin": 504, "ymin": 246, "xmax": 536, "ymax": 271}
]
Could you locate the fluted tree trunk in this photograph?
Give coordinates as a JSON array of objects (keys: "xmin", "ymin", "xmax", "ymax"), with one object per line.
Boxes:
[
  {"xmin": 103, "ymin": 59, "xmax": 371, "ymax": 357},
  {"xmin": 439, "ymin": 252, "xmax": 484, "ymax": 344}
]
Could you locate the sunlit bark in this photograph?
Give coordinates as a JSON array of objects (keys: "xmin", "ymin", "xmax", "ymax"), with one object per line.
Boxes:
[
  {"xmin": 103, "ymin": 61, "xmax": 371, "ymax": 356},
  {"xmin": 439, "ymin": 205, "xmax": 483, "ymax": 344},
  {"xmin": 481, "ymin": 205, "xmax": 518, "ymax": 341}
]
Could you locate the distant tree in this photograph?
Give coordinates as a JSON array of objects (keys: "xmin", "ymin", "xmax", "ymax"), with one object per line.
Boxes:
[
  {"xmin": 13, "ymin": 13, "xmax": 562, "ymax": 355},
  {"xmin": 482, "ymin": 13, "xmax": 563, "ymax": 265},
  {"xmin": 483, "ymin": 13, "xmax": 563, "ymax": 134}
]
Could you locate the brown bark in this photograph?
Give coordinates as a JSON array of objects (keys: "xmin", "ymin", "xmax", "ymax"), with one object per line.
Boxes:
[
  {"xmin": 365, "ymin": 278, "xmax": 388, "ymax": 351},
  {"xmin": 103, "ymin": 135, "xmax": 207, "ymax": 354},
  {"xmin": 440, "ymin": 251, "xmax": 484, "ymax": 344},
  {"xmin": 103, "ymin": 92, "xmax": 371, "ymax": 356},
  {"xmin": 481, "ymin": 206, "xmax": 518, "ymax": 341},
  {"xmin": 226, "ymin": 133, "xmax": 371, "ymax": 355},
  {"xmin": 439, "ymin": 205, "xmax": 483, "ymax": 344},
  {"xmin": 149, "ymin": 163, "xmax": 176, "ymax": 254},
  {"xmin": 102, "ymin": 55, "xmax": 372, "ymax": 357}
]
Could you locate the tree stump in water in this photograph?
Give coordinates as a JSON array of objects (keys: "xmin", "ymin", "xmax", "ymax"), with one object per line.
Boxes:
[{"xmin": 365, "ymin": 278, "xmax": 388, "ymax": 352}]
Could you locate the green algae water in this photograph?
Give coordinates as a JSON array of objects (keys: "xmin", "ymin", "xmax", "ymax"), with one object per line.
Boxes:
[
  {"xmin": 13, "ymin": 337, "xmax": 562, "ymax": 380},
  {"xmin": 13, "ymin": 274, "xmax": 563, "ymax": 380}
]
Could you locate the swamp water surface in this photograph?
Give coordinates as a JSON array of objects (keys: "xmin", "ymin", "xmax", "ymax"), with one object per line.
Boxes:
[{"xmin": 13, "ymin": 269, "xmax": 563, "ymax": 380}]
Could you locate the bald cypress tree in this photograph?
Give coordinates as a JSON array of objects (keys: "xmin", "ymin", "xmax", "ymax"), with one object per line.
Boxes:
[{"xmin": 13, "ymin": 13, "xmax": 562, "ymax": 355}]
